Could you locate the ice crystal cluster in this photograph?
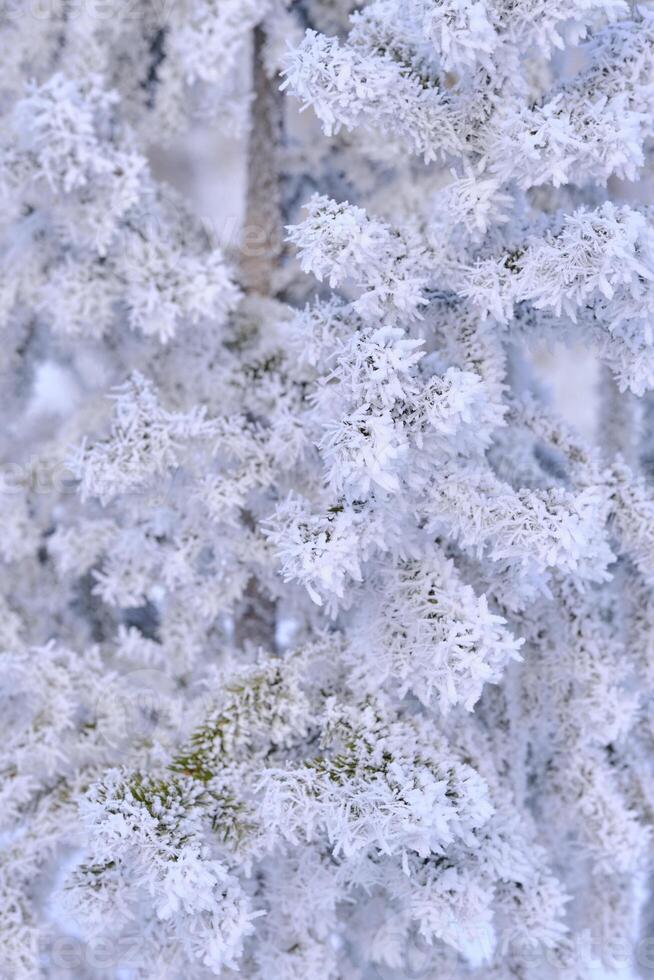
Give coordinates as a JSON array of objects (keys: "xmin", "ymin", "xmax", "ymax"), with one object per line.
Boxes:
[{"xmin": 2, "ymin": 1, "xmax": 654, "ymax": 978}]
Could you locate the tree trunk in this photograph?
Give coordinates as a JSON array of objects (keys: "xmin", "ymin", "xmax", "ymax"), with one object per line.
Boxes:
[
  {"xmin": 240, "ymin": 25, "xmax": 284, "ymax": 296},
  {"xmin": 235, "ymin": 25, "xmax": 282, "ymax": 652}
]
